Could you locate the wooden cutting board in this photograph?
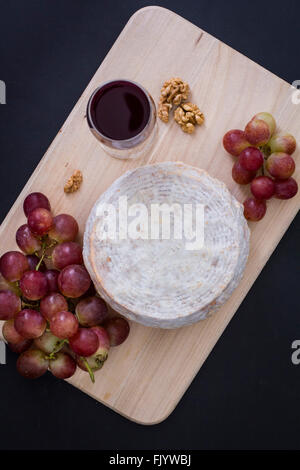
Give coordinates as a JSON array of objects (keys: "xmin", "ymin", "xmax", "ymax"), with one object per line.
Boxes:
[{"xmin": 1, "ymin": 6, "xmax": 299, "ymax": 424}]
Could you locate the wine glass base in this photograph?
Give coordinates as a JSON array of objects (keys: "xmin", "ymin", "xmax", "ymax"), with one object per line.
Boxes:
[{"xmin": 100, "ymin": 121, "xmax": 158, "ymax": 160}]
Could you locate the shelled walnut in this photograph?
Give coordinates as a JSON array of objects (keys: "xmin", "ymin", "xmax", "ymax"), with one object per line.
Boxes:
[
  {"xmin": 158, "ymin": 77, "xmax": 189, "ymax": 123},
  {"xmin": 64, "ymin": 170, "xmax": 83, "ymax": 193},
  {"xmin": 158, "ymin": 101, "xmax": 172, "ymax": 123},
  {"xmin": 174, "ymin": 102, "xmax": 204, "ymax": 134}
]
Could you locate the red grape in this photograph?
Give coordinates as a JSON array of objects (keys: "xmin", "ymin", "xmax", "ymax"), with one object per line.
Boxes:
[
  {"xmin": 23, "ymin": 192, "xmax": 51, "ymax": 217},
  {"xmin": 104, "ymin": 317, "xmax": 130, "ymax": 347},
  {"xmin": 44, "ymin": 269, "xmax": 60, "ymax": 293},
  {"xmin": 28, "ymin": 208, "xmax": 53, "ymax": 236},
  {"xmin": 16, "ymin": 224, "xmax": 42, "ymax": 255},
  {"xmin": 8, "ymin": 339, "xmax": 32, "ymax": 354},
  {"xmin": 26, "ymin": 254, "xmax": 45, "ymax": 272},
  {"xmin": 91, "ymin": 325, "xmax": 110, "ymax": 361},
  {"xmin": 243, "ymin": 197, "xmax": 267, "ymax": 221},
  {"xmin": 50, "ymin": 311, "xmax": 79, "ymax": 339},
  {"xmin": 245, "ymin": 117, "xmax": 270, "ymax": 146},
  {"xmin": 58, "ymin": 264, "xmax": 91, "ymax": 298},
  {"xmin": 15, "ymin": 309, "xmax": 46, "ymax": 339},
  {"xmin": 52, "ymin": 242, "xmax": 83, "ymax": 270},
  {"xmin": 69, "ymin": 327, "xmax": 99, "ymax": 357},
  {"xmin": 269, "ymin": 133, "xmax": 296, "ymax": 155},
  {"xmin": 77, "ymin": 355, "xmax": 104, "ymax": 373},
  {"xmin": 76, "ymin": 327, "xmax": 109, "ymax": 372},
  {"xmin": 250, "ymin": 176, "xmax": 275, "ymax": 200},
  {"xmin": 223, "ymin": 129, "xmax": 250, "ymax": 156},
  {"xmin": 239, "ymin": 147, "xmax": 264, "ymax": 171},
  {"xmin": 274, "ymin": 177, "xmax": 298, "ymax": 199},
  {"xmin": 49, "ymin": 214, "xmax": 79, "ymax": 243},
  {"xmin": 266, "ymin": 152, "xmax": 295, "ymax": 179},
  {"xmin": 20, "ymin": 270, "xmax": 48, "ymax": 300},
  {"xmin": 254, "ymin": 112, "xmax": 276, "ymax": 135},
  {"xmin": 34, "ymin": 331, "xmax": 64, "ymax": 354},
  {"xmin": 75, "ymin": 296, "xmax": 108, "ymax": 327},
  {"xmin": 0, "ymin": 251, "xmax": 29, "ymax": 282},
  {"xmin": 2, "ymin": 319, "xmax": 24, "ymax": 344},
  {"xmin": 49, "ymin": 352, "xmax": 77, "ymax": 379},
  {"xmin": 17, "ymin": 349, "xmax": 49, "ymax": 379},
  {"xmin": 232, "ymin": 161, "xmax": 256, "ymax": 185},
  {"xmin": 40, "ymin": 292, "xmax": 68, "ymax": 321},
  {"xmin": 0, "ymin": 290, "xmax": 21, "ymax": 320}
]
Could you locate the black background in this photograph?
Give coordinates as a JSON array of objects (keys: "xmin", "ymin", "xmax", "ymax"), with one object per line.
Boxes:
[{"xmin": 0, "ymin": 0, "xmax": 299, "ymax": 450}]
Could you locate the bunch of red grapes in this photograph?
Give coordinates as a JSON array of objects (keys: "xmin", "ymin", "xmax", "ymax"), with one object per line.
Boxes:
[
  {"xmin": 223, "ymin": 112, "xmax": 298, "ymax": 221},
  {"xmin": 0, "ymin": 192, "xmax": 130, "ymax": 383}
]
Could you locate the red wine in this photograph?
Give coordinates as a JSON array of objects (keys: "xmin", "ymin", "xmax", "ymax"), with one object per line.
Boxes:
[{"xmin": 88, "ymin": 80, "xmax": 151, "ymax": 141}]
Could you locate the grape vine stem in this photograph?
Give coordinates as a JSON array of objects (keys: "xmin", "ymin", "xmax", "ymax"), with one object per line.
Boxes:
[
  {"xmin": 36, "ymin": 240, "xmax": 47, "ymax": 271},
  {"xmin": 81, "ymin": 357, "xmax": 95, "ymax": 383}
]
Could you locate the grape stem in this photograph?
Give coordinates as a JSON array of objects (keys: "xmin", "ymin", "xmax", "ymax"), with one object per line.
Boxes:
[
  {"xmin": 47, "ymin": 339, "xmax": 68, "ymax": 360},
  {"xmin": 45, "ymin": 340, "xmax": 68, "ymax": 362},
  {"xmin": 81, "ymin": 357, "xmax": 95, "ymax": 383},
  {"xmin": 47, "ymin": 241, "xmax": 57, "ymax": 249},
  {"xmin": 22, "ymin": 300, "xmax": 39, "ymax": 309},
  {"xmin": 259, "ymin": 145, "xmax": 269, "ymax": 176},
  {"xmin": 36, "ymin": 239, "xmax": 47, "ymax": 271},
  {"xmin": 53, "ymin": 339, "xmax": 68, "ymax": 355}
]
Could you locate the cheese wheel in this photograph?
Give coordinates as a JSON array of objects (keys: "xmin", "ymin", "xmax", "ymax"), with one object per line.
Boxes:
[{"xmin": 83, "ymin": 162, "xmax": 250, "ymax": 328}]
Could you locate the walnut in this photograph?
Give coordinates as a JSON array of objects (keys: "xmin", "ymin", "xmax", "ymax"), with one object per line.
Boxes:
[
  {"xmin": 158, "ymin": 100, "xmax": 172, "ymax": 123},
  {"xmin": 174, "ymin": 102, "xmax": 204, "ymax": 133},
  {"xmin": 158, "ymin": 77, "xmax": 189, "ymax": 123},
  {"xmin": 64, "ymin": 170, "xmax": 83, "ymax": 193}
]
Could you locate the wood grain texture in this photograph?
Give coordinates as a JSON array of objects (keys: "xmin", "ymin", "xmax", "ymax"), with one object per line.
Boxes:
[{"xmin": 0, "ymin": 6, "xmax": 299, "ymax": 424}]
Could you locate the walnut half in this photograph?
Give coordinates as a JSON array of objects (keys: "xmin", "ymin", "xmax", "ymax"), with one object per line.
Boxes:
[
  {"xmin": 174, "ymin": 103, "xmax": 204, "ymax": 134},
  {"xmin": 64, "ymin": 170, "xmax": 83, "ymax": 193},
  {"xmin": 158, "ymin": 77, "xmax": 190, "ymax": 123}
]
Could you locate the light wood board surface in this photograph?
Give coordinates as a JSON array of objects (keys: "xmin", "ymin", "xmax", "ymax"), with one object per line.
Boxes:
[{"xmin": 0, "ymin": 6, "xmax": 299, "ymax": 424}]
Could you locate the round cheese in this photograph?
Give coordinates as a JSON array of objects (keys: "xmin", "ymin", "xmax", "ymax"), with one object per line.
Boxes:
[{"xmin": 83, "ymin": 162, "xmax": 250, "ymax": 328}]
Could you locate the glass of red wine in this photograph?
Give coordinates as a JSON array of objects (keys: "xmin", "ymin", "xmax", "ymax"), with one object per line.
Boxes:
[{"xmin": 87, "ymin": 79, "xmax": 157, "ymax": 159}]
